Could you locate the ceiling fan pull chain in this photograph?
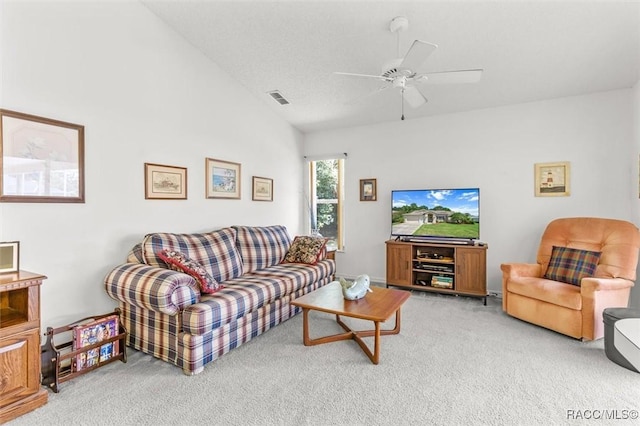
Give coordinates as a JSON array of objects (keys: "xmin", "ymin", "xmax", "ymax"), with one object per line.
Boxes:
[{"xmin": 401, "ymin": 89, "xmax": 405, "ymax": 120}]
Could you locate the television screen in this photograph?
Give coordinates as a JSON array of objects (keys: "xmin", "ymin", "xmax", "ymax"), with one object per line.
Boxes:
[{"xmin": 391, "ymin": 188, "xmax": 480, "ymax": 240}]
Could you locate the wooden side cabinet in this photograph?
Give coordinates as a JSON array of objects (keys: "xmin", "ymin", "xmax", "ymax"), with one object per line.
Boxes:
[
  {"xmin": 455, "ymin": 247, "xmax": 487, "ymax": 297},
  {"xmin": 385, "ymin": 240, "xmax": 487, "ymax": 304},
  {"xmin": 386, "ymin": 242, "xmax": 412, "ymax": 286},
  {"xmin": 0, "ymin": 271, "xmax": 48, "ymax": 423}
]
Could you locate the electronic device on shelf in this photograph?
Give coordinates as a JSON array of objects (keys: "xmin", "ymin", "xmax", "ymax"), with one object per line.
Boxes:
[
  {"xmin": 416, "ymin": 264, "xmax": 454, "ymax": 273},
  {"xmin": 391, "ymin": 188, "xmax": 479, "ymax": 244}
]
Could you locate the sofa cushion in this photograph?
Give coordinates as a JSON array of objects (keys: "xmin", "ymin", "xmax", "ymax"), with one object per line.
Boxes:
[
  {"xmin": 283, "ymin": 236, "xmax": 327, "ymax": 265},
  {"xmin": 142, "ymin": 227, "xmax": 243, "ymax": 283},
  {"xmin": 126, "ymin": 243, "xmax": 144, "ymax": 264},
  {"xmin": 158, "ymin": 249, "xmax": 223, "ymax": 294},
  {"xmin": 233, "ymin": 225, "xmax": 291, "ymax": 273},
  {"xmin": 181, "ymin": 259, "xmax": 336, "ymax": 335},
  {"xmin": 543, "ymin": 246, "xmax": 601, "ymax": 286}
]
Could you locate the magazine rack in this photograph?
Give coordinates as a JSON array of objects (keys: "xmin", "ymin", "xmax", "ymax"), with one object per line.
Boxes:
[{"xmin": 40, "ymin": 309, "xmax": 127, "ymax": 393}]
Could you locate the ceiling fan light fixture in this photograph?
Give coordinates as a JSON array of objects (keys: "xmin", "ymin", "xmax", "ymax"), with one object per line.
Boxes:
[
  {"xmin": 389, "ymin": 16, "xmax": 408, "ymax": 34},
  {"xmin": 392, "ymin": 76, "xmax": 407, "ymax": 89}
]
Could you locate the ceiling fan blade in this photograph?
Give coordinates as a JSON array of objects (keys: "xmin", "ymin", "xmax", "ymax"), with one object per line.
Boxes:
[
  {"xmin": 334, "ymin": 71, "xmax": 388, "ymax": 81},
  {"xmin": 399, "ymin": 40, "xmax": 437, "ymax": 72},
  {"xmin": 346, "ymin": 84, "xmax": 392, "ymax": 105},
  {"xmin": 418, "ymin": 69, "xmax": 483, "ymax": 84},
  {"xmin": 403, "ymin": 85, "xmax": 427, "ymax": 108}
]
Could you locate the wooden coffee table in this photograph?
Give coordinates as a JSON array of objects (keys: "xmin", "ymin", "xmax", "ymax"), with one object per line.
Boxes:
[{"xmin": 290, "ymin": 281, "xmax": 410, "ymax": 364}]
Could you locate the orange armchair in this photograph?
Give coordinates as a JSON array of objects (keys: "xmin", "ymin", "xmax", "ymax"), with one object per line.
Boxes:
[{"xmin": 501, "ymin": 217, "xmax": 640, "ymax": 340}]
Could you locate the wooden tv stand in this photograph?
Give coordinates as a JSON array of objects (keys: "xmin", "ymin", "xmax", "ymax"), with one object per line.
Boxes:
[{"xmin": 386, "ymin": 240, "xmax": 487, "ymax": 304}]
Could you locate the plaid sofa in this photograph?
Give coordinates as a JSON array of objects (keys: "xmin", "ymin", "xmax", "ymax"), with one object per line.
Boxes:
[{"xmin": 104, "ymin": 225, "xmax": 335, "ymax": 375}]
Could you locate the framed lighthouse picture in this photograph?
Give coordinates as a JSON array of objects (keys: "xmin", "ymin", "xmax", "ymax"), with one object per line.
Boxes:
[{"xmin": 534, "ymin": 162, "xmax": 570, "ymax": 197}]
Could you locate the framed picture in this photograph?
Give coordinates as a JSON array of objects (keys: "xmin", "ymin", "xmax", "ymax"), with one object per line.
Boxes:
[
  {"xmin": 0, "ymin": 241, "xmax": 19, "ymax": 274},
  {"xmin": 252, "ymin": 176, "xmax": 273, "ymax": 201},
  {"xmin": 534, "ymin": 162, "xmax": 570, "ymax": 197},
  {"xmin": 206, "ymin": 158, "xmax": 241, "ymax": 199},
  {"xmin": 360, "ymin": 178, "xmax": 377, "ymax": 201},
  {"xmin": 0, "ymin": 109, "xmax": 85, "ymax": 203},
  {"xmin": 144, "ymin": 163, "xmax": 187, "ymax": 200}
]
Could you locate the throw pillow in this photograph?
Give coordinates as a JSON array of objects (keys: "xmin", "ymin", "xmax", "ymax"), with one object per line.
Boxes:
[
  {"xmin": 283, "ymin": 236, "xmax": 327, "ymax": 265},
  {"xmin": 543, "ymin": 246, "xmax": 601, "ymax": 286},
  {"xmin": 158, "ymin": 249, "xmax": 223, "ymax": 294}
]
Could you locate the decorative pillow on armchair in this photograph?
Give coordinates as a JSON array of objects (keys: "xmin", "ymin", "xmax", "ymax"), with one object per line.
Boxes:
[
  {"xmin": 283, "ymin": 236, "xmax": 327, "ymax": 265},
  {"xmin": 543, "ymin": 246, "xmax": 601, "ymax": 286},
  {"xmin": 158, "ymin": 249, "xmax": 223, "ymax": 294}
]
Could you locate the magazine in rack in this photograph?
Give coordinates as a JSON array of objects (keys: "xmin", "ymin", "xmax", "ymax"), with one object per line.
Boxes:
[{"xmin": 73, "ymin": 314, "xmax": 119, "ymax": 371}]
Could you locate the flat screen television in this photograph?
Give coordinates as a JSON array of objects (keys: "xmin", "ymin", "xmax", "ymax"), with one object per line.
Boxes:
[{"xmin": 391, "ymin": 188, "xmax": 480, "ymax": 242}]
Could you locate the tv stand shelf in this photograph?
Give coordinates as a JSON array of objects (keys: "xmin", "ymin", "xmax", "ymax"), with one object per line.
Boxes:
[{"xmin": 386, "ymin": 240, "xmax": 487, "ymax": 304}]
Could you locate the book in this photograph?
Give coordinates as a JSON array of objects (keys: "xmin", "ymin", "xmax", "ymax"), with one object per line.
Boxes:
[
  {"xmin": 431, "ymin": 275, "xmax": 454, "ymax": 289},
  {"xmin": 73, "ymin": 314, "xmax": 119, "ymax": 371}
]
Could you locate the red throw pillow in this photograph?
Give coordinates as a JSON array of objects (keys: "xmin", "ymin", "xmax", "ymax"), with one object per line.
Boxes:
[{"xmin": 157, "ymin": 249, "xmax": 223, "ymax": 294}]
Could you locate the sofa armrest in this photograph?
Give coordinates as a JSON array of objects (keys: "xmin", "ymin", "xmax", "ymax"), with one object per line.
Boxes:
[
  {"xmin": 104, "ymin": 263, "xmax": 201, "ymax": 315},
  {"xmin": 580, "ymin": 277, "xmax": 635, "ymax": 293},
  {"xmin": 500, "ymin": 263, "xmax": 542, "ymax": 279}
]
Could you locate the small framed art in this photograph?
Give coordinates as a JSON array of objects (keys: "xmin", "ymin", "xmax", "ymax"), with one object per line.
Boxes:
[
  {"xmin": 0, "ymin": 109, "xmax": 85, "ymax": 203},
  {"xmin": 0, "ymin": 241, "xmax": 19, "ymax": 274},
  {"xmin": 534, "ymin": 162, "xmax": 570, "ymax": 197},
  {"xmin": 206, "ymin": 158, "xmax": 241, "ymax": 199},
  {"xmin": 144, "ymin": 163, "xmax": 187, "ymax": 200},
  {"xmin": 360, "ymin": 178, "xmax": 377, "ymax": 201},
  {"xmin": 252, "ymin": 176, "xmax": 273, "ymax": 201}
]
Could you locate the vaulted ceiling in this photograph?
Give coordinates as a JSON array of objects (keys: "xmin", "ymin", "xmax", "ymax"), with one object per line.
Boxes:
[{"xmin": 142, "ymin": 1, "xmax": 640, "ymax": 133}]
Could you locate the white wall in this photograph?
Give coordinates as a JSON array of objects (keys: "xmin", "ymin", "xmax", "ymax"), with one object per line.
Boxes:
[
  {"xmin": 305, "ymin": 89, "xmax": 640, "ymax": 307},
  {"xmin": 0, "ymin": 1, "xmax": 305, "ymax": 328},
  {"xmin": 632, "ymin": 80, "xmax": 640, "ymax": 308}
]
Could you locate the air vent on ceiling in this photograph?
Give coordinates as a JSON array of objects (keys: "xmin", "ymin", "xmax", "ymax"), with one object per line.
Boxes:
[{"xmin": 267, "ymin": 90, "xmax": 290, "ymax": 105}]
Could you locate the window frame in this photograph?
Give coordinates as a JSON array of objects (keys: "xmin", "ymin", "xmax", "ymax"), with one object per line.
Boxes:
[{"xmin": 308, "ymin": 158, "xmax": 344, "ymax": 250}]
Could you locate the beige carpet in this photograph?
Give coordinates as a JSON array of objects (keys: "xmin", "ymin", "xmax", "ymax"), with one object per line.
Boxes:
[{"xmin": 11, "ymin": 292, "xmax": 640, "ymax": 425}]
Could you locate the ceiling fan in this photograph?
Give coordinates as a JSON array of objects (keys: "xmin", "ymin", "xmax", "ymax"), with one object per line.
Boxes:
[{"xmin": 335, "ymin": 16, "xmax": 483, "ymax": 120}]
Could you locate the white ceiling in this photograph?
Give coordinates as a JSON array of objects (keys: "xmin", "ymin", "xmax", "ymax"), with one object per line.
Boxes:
[{"xmin": 142, "ymin": 0, "xmax": 640, "ymax": 134}]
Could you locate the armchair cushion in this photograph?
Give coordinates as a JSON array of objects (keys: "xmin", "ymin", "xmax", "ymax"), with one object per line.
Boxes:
[
  {"xmin": 506, "ymin": 276, "xmax": 582, "ymax": 310},
  {"xmin": 543, "ymin": 246, "xmax": 601, "ymax": 286}
]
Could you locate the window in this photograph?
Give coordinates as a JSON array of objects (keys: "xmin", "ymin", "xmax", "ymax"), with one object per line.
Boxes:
[{"xmin": 308, "ymin": 158, "xmax": 344, "ymax": 250}]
